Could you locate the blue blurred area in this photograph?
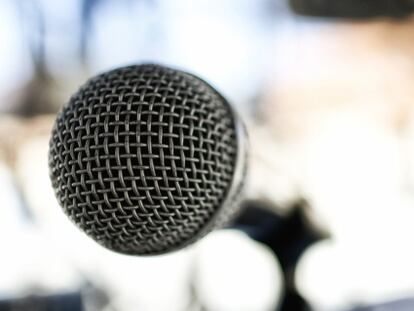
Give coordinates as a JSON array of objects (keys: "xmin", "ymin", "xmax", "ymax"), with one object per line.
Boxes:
[{"xmin": 0, "ymin": 0, "xmax": 289, "ymax": 114}]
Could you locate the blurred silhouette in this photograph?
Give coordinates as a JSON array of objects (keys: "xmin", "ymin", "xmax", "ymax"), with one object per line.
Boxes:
[
  {"xmin": 232, "ymin": 199, "xmax": 326, "ymax": 311},
  {"xmin": 290, "ymin": 0, "xmax": 414, "ymax": 18},
  {"xmin": 0, "ymin": 293, "xmax": 84, "ymax": 311},
  {"xmin": 13, "ymin": 0, "xmax": 56, "ymax": 116}
]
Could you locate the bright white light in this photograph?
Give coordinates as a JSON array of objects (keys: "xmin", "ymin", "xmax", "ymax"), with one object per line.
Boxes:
[
  {"xmin": 194, "ymin": 230, "xmax": 283, "ymax": 311},
  {"xmin": 296, "ymin": 113, "xmax": 414, "ymax": 309}
]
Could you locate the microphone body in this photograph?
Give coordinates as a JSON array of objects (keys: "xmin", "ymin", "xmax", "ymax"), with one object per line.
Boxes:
[{"xmin": 49, "ymin": 64, "xmax": 247, "ymax": 255}]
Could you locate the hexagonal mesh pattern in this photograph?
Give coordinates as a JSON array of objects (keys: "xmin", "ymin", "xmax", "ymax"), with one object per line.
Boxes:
[{"xmin": 49, "ymin": 64, "xmax": 240, "ymax": 255}]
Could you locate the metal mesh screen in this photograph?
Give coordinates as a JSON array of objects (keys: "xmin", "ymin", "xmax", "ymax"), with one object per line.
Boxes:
[{"xmin": 49, "ymin": 64, "xmax": 240, "ymax": 255}]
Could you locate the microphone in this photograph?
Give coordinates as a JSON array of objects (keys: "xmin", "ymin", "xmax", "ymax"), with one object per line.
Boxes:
[{"xmin": 48, "ymin": 64, "xmax": 247, "ymax": 256}]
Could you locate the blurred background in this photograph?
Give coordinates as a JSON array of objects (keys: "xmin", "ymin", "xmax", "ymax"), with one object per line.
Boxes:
[{"xmin": 2, "ymin": 0, "xmax": 414, "ymax": 310}]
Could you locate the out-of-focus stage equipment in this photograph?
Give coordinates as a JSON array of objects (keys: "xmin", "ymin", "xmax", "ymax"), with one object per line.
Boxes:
[
  {"xmin": 232, "ymin": 199, "xmax": 326, "ymax": 311},
  {"xmin": 289, "ymin": 0, "xmax": 414, "ymax": 18},
  {"xmin": 0, "ymin": 292, "xmax": 83, "ymax": 311}
]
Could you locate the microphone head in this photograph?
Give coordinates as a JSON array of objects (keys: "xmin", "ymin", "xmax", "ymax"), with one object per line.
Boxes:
[{"xmin": 49, "ymin": 64, "xmax": 247, "ymax": 255}]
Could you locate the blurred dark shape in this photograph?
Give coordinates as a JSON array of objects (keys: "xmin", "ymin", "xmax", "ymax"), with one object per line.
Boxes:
[
  {"xmin": 0, "ymin": 292, "xmax": 83, "ymax": 311},
  {"xmin": 233, "ymin": 199, "xmax": 326, "ymax": 273},
  {"xmin": 16, "ymin": 75, "xmax": 56, "ymax": 117},
  {"xmin": 14, "ymin": 0, "xmax": 56, "ymax": 116},
  {"xmin": 289, "ymin": 0, "xmax": 414, "ymax": 18},
  {"xmin": 348, "ymin": 297, "xmax": 414, "ymax": 311},
  {"xmin": 278, "ymin": 291, "xmax": 312, "ymax": 311},
  {"xmin": 19, "ymin": 0, "xmax": 47, "ymax": 79},
  {"xmin": 232, "ymin": 199, "xmax": 326, "ymax": 311}
]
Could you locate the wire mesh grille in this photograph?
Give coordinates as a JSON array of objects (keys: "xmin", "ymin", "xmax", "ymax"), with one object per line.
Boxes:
[{"xmin": 49, "ymin": 64, "xmax": 239, "ymax": 255}]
